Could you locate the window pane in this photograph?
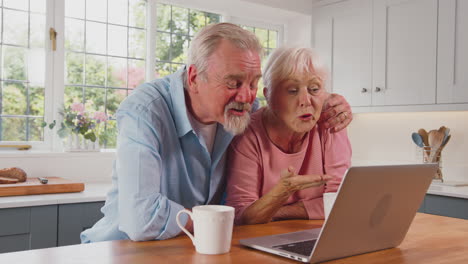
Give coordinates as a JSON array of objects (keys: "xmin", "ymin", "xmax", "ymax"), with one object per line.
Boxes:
[
  {"xmin": 171, "ymin": 63, "xmax": 184, "ymax": 73},
  {"xmin": 268, "ymin": 31, "xmax": 278, "ymax": 49},
  {"xmin": 3, "ymin": 9, "xmax": 28, "ymax": 46},
  {"xmin": 206, "ymin": 13, "xmax": 220, "ymax": 24},
  {"xmin": 1, "ymin": 117, "xmax": 26, "ymax": 141},
  {"xmin": 29, "ymin": 117, "xmax": 44, "ymax": 141},
  {"xmin": 29, "ymin": 86, "xmax": 45, "ymax": 116},
  {"xmin": 2, "ymin": 46, "xmax": 27, "ymax": 81},
  {"xmin": 156, "ymin": 4, "xmax": 171, "ymax": 32},
  {"xmin": 108, "ymin": 0, "xmax": 128, "ymax": 26},
  {"xmin": 255, "ymin": 28, "xmax": 268, "ymax": 48},
  {"xmin": 65, "ymin": 18, "xmax": 85, "ymax": 51},
  {"xmin": 189, "ymin": 10, "xmax": 205, "ymax": 35},
  {"xmin": 107, "ymin": 57, "xmax": 127, "ymax": 88},
  {"xmin": 85, "ymin": 55, "xmax": 106, "ymax": 86},
  {"xmin": 171, "ymin": 35, "xmax": 188, "ymax": 63},
  {"xmin": 104, "ymin": 120, "xmax": 117, "ymax": 148},
  {"xmin": 64, "ymin": 86, "xmax": 84, "ymax": 109},
  {"xmin": 108, "ymin": 25, "xmax": 128, "ymax": 57},
  {"xmin": 172, "ymin": 6, "xmax": 189, "ymax": 35},
  {"xmin": 86, "ymin": 21, "xmax": 107, "ymax": 54},
  {"xmin": 28, "ymin": 48, "xmax": 46, "ymax": 85},
  {"xmin": 3, "ymin": 0, "xmax": 28, "ymax": 10},
  {"xmin": 84, "ymin": 87, "xmax": 106, "ymax": 112},
  {"xmin": 128, "ymin": 59, "xmax": 145, "ymax": 89},
  {"xmin": 106, "ymin": 88, "xmax": 126, "ymax": 117},
  {"xmin": 30, "ymin": 13, "xmax": 46, "ymax": 48},
  {"xmin": 155, "ymin": 62, "xmax": 171, "ymax": 78},
  {"xmin": 2, "ymin": 81, "xmax": 27, "ymax": 115},
  {"xmin": 129, "ymin": 28, "xmax": 146, "ymax": 59},
  {"xmin": 86, "ymin": 0, "xmax": 107, "ymax": 22},
  {"xmin": 65, "ymin": 0, "xmax": 85, "ymax": 19},
  {"xmin": 155, "ymin": 32, "xmax": 170, "ymax": 61},
  {"xmin": 65, "ymin": 52, "xmax": 84, "ymax": 85},
  {"xmin": 129, "ymin": 0, "xmax": 146, "ymax": 28},
  {"xmin": 30, "ymin": 0, "xmax": 46, "ymax": 14}
]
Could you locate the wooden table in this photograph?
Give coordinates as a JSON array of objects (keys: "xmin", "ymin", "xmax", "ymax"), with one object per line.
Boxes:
[{"xmin": 0, "ymin": 213, "xmax": 467, "ymax": 263}]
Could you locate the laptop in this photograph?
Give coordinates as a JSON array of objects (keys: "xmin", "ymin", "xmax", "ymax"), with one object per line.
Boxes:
[{"xmin": 240, "ymin": 164, "xmax": 438, "ymax": 263}]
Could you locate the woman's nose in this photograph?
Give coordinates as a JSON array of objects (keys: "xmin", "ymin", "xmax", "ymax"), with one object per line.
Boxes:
[{"xmin": 299, "ymin": 93, "xmax": 312, "ymax": 107}]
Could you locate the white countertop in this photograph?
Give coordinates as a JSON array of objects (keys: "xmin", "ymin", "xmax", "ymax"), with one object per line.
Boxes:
[
  {"xmin": 427, "ymin": 183, "xmax": 468, "ymax": 199},
  {"xmin": 0, "ymin": 182, "xmax": 112, "ymax": 209},
  {"xmin": 0, "ymin": 181, "xmax": 467, "ymax": 210}
]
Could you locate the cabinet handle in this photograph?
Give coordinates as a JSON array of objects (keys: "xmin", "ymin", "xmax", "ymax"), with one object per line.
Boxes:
[
  {"xmin": 361, "ymin": 88, "xmax": 368, "ymax": 93},
  {"xmin": 375, "ymin": 87, "xmax": 382, "ymax": 92}
]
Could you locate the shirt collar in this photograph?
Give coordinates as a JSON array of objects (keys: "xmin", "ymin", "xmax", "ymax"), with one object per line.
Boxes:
[{"xmin": 169, "ymin": 67, "xmax": 193, "ymax": 138}]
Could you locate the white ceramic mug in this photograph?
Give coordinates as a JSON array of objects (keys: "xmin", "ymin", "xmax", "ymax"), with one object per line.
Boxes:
[
  {"xmin": 176, "ymin": 205, "xmax": 235, "ymax": 255},
  {"xmin": 323, "ymin": 192, "xmax": 338, "ymax": 220}
]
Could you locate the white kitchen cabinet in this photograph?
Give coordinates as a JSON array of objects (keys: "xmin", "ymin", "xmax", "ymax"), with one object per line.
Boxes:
[
  {"xmin": 437, "ymin": 0, "xmax": 468, "ymax": 103},
  {"xmin": 313, "ymin": 0, "xmax": 373, "ymax": 107},
  {"xmin": 314, "ymin": 0, "xmax": 439, "ymax": 108}
]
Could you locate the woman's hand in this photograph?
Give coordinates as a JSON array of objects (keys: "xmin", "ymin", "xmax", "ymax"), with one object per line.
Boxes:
[{"xmin": 277, "ymin": 166, "xmax": 332, "ymax": 196}]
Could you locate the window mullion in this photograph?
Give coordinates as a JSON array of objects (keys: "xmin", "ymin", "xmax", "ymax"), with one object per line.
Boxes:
[{"xmin": 146, "ymin": 0, "xmax": 157, "ymax": 81}]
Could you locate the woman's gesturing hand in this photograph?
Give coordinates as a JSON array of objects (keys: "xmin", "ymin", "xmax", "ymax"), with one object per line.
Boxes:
[{"xmin": 278, "ymin": 166, "xmax": 332, "ymax": 195}]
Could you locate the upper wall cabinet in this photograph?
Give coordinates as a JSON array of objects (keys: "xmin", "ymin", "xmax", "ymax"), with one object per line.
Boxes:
[
  {"xmin": 437, "ymin": 0, "xmax": 468, "ymax": 103},
  {"xmin": 313, "ymin": 0, "xmax": 468, "ymax": 111},
  {"xmin": 314, "ymin": 0, "xmax": 373, "ymax": 107}
]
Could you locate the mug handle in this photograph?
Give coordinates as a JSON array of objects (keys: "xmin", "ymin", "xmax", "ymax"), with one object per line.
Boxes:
[{"xmin": 176, "ymin": 209, "xmax": 195, "ymax": 245}]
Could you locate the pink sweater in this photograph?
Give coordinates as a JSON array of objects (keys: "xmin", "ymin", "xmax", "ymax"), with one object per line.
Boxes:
[{"xmin": 225, "ymin": 108, "xmax": 352, "ymax": 224}]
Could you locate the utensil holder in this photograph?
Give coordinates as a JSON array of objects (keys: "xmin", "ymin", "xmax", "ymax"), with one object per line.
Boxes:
[{"xmin": 421, "ymin": 146, "xmax": 443, "ymax": 182}]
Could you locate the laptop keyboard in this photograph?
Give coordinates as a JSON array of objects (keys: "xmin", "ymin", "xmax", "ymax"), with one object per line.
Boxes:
[{"xmin": 272, "ymin": 239, "xmax": 317, "ymax": 256}]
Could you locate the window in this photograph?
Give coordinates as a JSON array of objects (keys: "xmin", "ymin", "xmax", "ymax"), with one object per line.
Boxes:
[
  {"xmin": 155, "ymin": 3, "xmax": 220, "ymax": 77},
  {"xmin": 240, "ymin": 25, "xmax": 279, "ymax": 106},
  {"xmin": 63, "ymin": 0, "xmax": 147, "ymax": 148},
  {"xmin": 0, "ymin": 0, "xmax": 47, "ymax": 141}
]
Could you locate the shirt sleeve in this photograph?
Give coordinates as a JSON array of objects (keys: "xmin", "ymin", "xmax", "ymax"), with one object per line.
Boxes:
[
  {"xmin": 225, "ymin": 131, "xmax": 262, "ymax": 225},
  {"xmin": 321, "ymin": 127, "xmax": 352, "ymax": 193},
  {"xmin": 115, "ymin": 105, "xmax": 188, "ymax": 241}
]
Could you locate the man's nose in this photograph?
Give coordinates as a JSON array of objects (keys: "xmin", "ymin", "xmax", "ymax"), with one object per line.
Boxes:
[{"xmin": 235, "ymin": 83, "xmax": 254, "ymax": 103}]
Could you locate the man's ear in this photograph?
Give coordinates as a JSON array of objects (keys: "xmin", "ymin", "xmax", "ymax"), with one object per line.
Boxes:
[
  {"xmin": 187, "ymin": 64, "xmax": 199, "ymax": 93},
  {"xmin": 263, "ymin": 87, "xmax": 268, "ymax": 99}
]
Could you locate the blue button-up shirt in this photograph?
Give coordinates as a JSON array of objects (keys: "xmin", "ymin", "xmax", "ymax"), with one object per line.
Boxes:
[{"xmin": 81, "ymin": 68, "xmax": 241, "ymax": 242}]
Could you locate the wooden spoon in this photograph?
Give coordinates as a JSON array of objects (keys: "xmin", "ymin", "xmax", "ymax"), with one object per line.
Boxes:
[
  {"xmin": 418, "ymin": 128, "xmax": 430, "ymax": 158},
  {"xmin": 428, "ymin": 130, "xmax": 445, "ymax": 162}
]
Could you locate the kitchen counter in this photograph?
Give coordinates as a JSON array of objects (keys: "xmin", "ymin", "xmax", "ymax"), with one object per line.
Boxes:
[
  {"xmin": 427, "ymin": 183, "xmax": 468, "ymax": 199},
  {"xmin": 0, "ymin": 182, "xmax": 111, "ymax": 209}
]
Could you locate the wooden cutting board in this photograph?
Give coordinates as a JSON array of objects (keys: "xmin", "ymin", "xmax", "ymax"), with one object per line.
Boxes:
[{"xmin": 0, "ymin": 177, "xmax": 84, "ymax": 197}]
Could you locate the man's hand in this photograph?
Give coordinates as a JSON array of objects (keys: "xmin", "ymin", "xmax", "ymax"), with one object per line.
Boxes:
[{"xmin": 320, "ymin": 93, "xmax": 353, "ymax": 132}]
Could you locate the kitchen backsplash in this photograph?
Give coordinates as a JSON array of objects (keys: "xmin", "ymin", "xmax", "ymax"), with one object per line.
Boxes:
[{"xmin": 348, "ymin": 111, "xmax": 468, "ymax": 182}]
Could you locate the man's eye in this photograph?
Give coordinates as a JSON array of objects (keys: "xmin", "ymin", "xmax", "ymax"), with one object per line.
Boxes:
[{"xmin": 227, "ymin": 81, "xmax": 241, "ymax": 89}]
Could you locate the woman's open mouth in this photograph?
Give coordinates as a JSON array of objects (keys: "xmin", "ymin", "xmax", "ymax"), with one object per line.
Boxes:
[{"xmin": 299, "ymin": 113, "xmax": 313, "ymax": 121}]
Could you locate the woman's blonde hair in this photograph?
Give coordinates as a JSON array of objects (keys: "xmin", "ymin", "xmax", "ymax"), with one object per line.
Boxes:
[
  {"xmin": 187, "ymin": 23, "xmax": 263, "ymax": 80},
  {"xmin": 262, "ymin": 46, "xmax": 328, "ymax": 101}
]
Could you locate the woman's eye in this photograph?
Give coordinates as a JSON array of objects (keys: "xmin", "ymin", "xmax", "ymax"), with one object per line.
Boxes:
[
  {"xmin": 288, "ymin": 89, "xmax": 298, "ymax": 94},
  {"xmin": 308, "ymin": 86, "xmax": 320, "ymax": 94}
]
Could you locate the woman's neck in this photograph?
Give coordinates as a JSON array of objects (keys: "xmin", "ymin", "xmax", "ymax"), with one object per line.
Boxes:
[{"xmin": 262, "ymin": 108, "xmax": 308, "ymax": 154}]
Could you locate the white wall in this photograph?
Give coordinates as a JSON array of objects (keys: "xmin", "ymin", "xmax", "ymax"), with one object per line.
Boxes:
[
  {"xmin": 348, "ymin": 111, "xmax": 468, "ymax": 183},
  {"xmin": 242, "ymin": 0, "xmax": 314, "ymax": 14}
]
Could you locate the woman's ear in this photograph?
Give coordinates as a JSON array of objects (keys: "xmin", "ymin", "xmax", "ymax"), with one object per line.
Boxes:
[{"xmin": 187, "ymin": 64, "xmax": 199, "ymax": 93}]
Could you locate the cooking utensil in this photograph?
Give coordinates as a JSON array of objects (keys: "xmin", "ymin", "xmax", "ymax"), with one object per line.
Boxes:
[
  {"xmin": 428, "ymin": 130, "xmax": 445, "ymax": 162},
  {"xmin": 37, "ymin": 177, "xmax": 48, "ymax": 184},
  {"xmin": 418, "ymin": 128, "xmax": 429, "ymax": 147},
  {"xmin": 411, "ymin": 132, "xmax": 424, "ymax": 147}
]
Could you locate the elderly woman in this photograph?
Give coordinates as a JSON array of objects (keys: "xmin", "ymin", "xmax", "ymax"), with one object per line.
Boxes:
[{"xmin": 225, "ymin": 46, "xmax": 352, "ymax": 225}]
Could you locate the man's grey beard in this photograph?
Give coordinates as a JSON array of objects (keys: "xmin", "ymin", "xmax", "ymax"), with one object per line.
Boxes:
[{"xmin": 223, "ymin": 102, "xmax": 251, "ymax": 135}]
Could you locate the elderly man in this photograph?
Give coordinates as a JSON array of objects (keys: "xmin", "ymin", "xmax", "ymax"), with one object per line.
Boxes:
[{"xmin": 81, "ymin": 23, "xmax": 352, "ymax": 243}]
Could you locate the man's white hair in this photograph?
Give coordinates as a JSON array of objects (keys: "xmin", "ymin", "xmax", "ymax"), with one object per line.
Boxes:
[
  {"xmin": 262, "ymin": 46, "xmax": 328, "ymax": 102},
  {"xmin": 187, "ymin": 22, "xmax": 264, "ymax": 80}
]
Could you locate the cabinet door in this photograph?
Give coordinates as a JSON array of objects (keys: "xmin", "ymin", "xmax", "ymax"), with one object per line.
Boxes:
[
  {"xmin": 313, "ymin": 0, "xmax": 373, "ymax": 107},
  {"xmin": 58, "ymin": 202, "xmax": 104, "ymax": 246},
  {"xmin": 437, "ymin": 0, "xmax": 468, "ymax": 103},
  {"xmin": 373, "ymin": 0, "xmax": 437, "ymax": 106}
]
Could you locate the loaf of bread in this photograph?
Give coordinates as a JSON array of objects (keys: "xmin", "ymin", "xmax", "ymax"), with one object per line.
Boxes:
[{"xmin": 0, "ymin": 167, "xmax": 27, "ymax": 183}]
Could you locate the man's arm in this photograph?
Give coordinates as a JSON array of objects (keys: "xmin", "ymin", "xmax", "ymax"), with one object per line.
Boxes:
[
  {"xmin": 116, "ymin": 108, "xmax": 188, "ymax": 241},
  {"xmin": 319, "ymin": 93, "xmax": 353, "ymax": 132}
]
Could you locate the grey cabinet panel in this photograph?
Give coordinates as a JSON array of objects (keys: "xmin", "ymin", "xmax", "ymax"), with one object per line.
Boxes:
[
  {"xmin": 58, "ymin": 202, "xmax": 104, "ymax": 246},
  {"xmin": 0, "ymin": 207, "xmax": 30, "ymax": 236},
  {"xmin": 0, "ymin": 234, "xmax": 29, "ymax": 253},
  {"xmin": 30, "ymin": 205, "xmax": 58, "ymax": 250},
  {"xmin": 0, "ymin": 205, "xmax": 57, "ymax": 253},
  {"xmin": 418, "ymin": 198, "xmax": 425, "ymax": 213},
  {"xmin": 425, "ymin": 195, "xmax": 468, "ymax": 220}
]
